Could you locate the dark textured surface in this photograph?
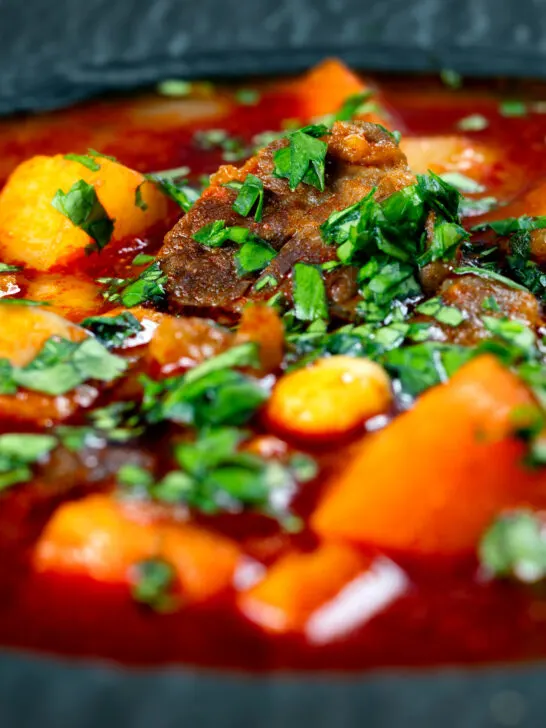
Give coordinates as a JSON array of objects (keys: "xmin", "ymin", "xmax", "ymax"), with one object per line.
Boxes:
[
  {"xmin": 0, "ymin": 651, "xmax": 545, "ymax": 728},
  {"xmin": 2, "ymin": 0, "xmax": 546, "ymax": 114},
  {"xmin": 2, "ymin": 1, "xmax": 546, "ymax": 725}
]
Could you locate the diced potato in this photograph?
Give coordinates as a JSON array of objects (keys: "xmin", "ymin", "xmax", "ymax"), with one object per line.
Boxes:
[
  {"xmin": 266, "ymin": 356, "xmax": 392, "ymax": 440},
  {"xmin": 0, "ymin": 305, "xmax": 86, "ymax": 366},
  {"xmin": 25, "ymin": 274, "xmax": 103, "ymax": 321},
  {"xmin": 0, "ymin": 273, "xmax": 20, "ymax": 299},
  {"xmin": 0, "ymin": 154, "xmax": 168, "ymax": 271},
  {"xmin": 34, "ymin": 494, "xmax": 241, "ymax": 603},
  {"xmin": 238, "ymin": 543, "xmax": 372, "ymax": 634},
  {"xmin": 401, "ymin": 135, "xmax": 498, "ymax": 176},
  {"xmin": 235, "ymin": 304, "xmax": 284, "ymax": 374},
  {"xmin": 312, "ymin": 356, "xmax": 543, "ymax": 555},
  {"xmin": 148, "ymin": 316, "xmax": 232, "ymax": 375}
]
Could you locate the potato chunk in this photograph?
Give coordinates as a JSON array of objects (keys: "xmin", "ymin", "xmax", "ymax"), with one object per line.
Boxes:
[
  {"xmin": 0, "ymin": 305, "xmax": 86, "ymax": 366},
  {"xmin": 24, "ymin": 274, "xmax": 103, "ymax": 321},
  {"xmin": 266, "ymin": 356, "xmax": 392, "ymax": 440},
  {"xmin": 0, "ymin": 154, "xmax": 168, "ymax": 271}
]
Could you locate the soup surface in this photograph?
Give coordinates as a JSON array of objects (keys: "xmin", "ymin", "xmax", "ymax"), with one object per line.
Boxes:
[{"xmin": 2, "ymin": 60, "xmax": 546, "ymax": 670}]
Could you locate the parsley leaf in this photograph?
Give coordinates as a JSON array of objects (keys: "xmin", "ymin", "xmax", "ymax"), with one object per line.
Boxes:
[
  {"xmin": 5, "ymin": 336, "xmax": 128, "ymax": 396},
  {"xmin": 193, "ymin": 220, "xmax": 250, "ymax": 247},
  {"xmin": 0, "ymin": 263, "xmax": 21, "ymax": 273},
  {"xmin": 130, "ymin": 558, "xmax": 178, "ymax": 612},
  {"xmin": 119, "ymin": 428, "xmax": 316, "ymax": 528},
  {"xmin": 141, "ymin": 344, "xmax": 266, "ymax": 428},
  {"xmin": 0, "ymin": 433, "xmax": 57, "ymax": 490},
  {"xmin": 81, "ymin": 312, "xmax": 143, "ymax": 348},
  {"xmin": 52, "ymin": 180, "xmax": 114, "ymax": 253},
  {"xmin": 472, "ymin": 215, "xmax": 546, "ymax": 235},
  {"xmin": 98, "ymin": 262, "xmax": 167, "ymax": 307},
  {"xmin": 134, "ymin": 183, "xmax": 148, "ymax": 211},
  {"xmin": 235, "ymin": 238, "xmax": 276, "ymax": 275},
  {"xmin": 333, "ymin": 91, "xmax": 376, "ymax": 122},
  {"xmin": 231, "ymin": 173, "xmax": 265, "ymax": 221},
  {"xmin": 415, "ymin": 297, "xmax": 465, "ymax": 326},
  {"xmin": 64, "ymin": 153, "xmax": 101, "ymax": 171},
  {"xmin": 479, "ymin": 511, "xmax": 546, "ymax": 582},
  {"xmin": 148, "ymin": 175, "xmax": 199, "ymax": 212},
  {"xmin": 456, "ymin": 114, "xmax": 489, "ymax": 131},
  {"xmin": 273, "ymin": 124, "xmax": 329, "ymax": 191},
  {"xmin": 293, "ymin": 263, "xmax": 328, "ymax": 322},
  {"xmin": 499, "ymin": 100, "xmax": 527, "ymax": 118}
]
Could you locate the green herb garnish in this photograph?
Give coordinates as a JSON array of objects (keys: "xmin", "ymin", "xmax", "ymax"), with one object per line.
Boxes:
[
  {"xmin": 456, "ymin": 114, "xmax": 489, "ymax": 131},
  {"xmin": 0, "ymin": 433, "xmax": 57, "ymax": 491},
  {"xmin": 81, "ymin": 312, "xmax": 143, "ymax": 348},
  {"xmin": 273, "ymin": 124, "xmax": 329, "ymax": 191},
  {"xmin": 98, "ymin": 262, "xmax": 167, "ymax": 307},
  {"xmin": 231, "ymin": 173, "xmax": 265, "ymax": 221},
  {"xmin": 64, "ymin": 153, "xmax": 101, "ymax": 171},
  {"xmin": 131, "ymin": 558, "xmax": 178, "ymax": 612},
  {"xmin": 479, "ymin": 511, "xmax": 546, "ymax": 582},
  {"xmin": 52, "ymin": 180, "xmax": 114, "ymax": 253},
  {"xmin": 292, "ymin": 263, "xmax": 329, "ymax": 322}
]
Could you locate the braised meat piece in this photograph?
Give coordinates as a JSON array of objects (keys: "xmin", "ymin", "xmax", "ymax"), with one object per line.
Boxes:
[{"xmin": 159, "ymin": 121, "xmax": 414, "ymax": 314}]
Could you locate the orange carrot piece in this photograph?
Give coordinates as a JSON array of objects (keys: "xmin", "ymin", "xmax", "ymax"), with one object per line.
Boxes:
[
  {"xmin": 235, "ymin": 304, "xmax": 285, "ymax": 375},
  {"xmin": 290, "ymin": 59, "xmax": 368, "ymax": 120},
  {"xmin": 238, "ymin": 542, "xmax": 371, "ymax": 634},
  {"xmin": 34, "ymin": 494, "xmax": 241, "ymax": 603},
  {"xmin": 312, "ymin": 356, "xmax": 541, "ymax": 555}
]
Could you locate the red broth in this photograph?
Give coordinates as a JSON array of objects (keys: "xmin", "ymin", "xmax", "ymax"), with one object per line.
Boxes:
[{"xmin": 1, "ymin": 67, "xmax": 546, "ymax": 670}]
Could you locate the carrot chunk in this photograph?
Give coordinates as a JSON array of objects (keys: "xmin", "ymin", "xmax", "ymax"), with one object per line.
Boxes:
[
  {"xmin": 34, "ymin": 494, "xmax": 240, "ymax": 603},
  {"xmin": 290, "ymin": 59, "xmax": 368, "ymax": 120},
  {"xmin": 266, "ymin": 356, "xmax": 392, "ymax": 441},
  {"xmin": 312, "ymin": 356, "xmax": 541, "ymax": 555},
  {"xmin": 238, "ymin": 542, "xmax": 372, "ymax": 634}
]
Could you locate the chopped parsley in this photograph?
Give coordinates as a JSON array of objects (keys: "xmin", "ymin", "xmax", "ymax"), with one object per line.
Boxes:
[
  {"xmin": 0, "ymin": 263, "xmax": 20, "ymax": 273},
  {"xmin": 472, "ymin": 215, "xmax": 546, "ymax": 235},
  {"xmin": 453, "ymin": 266, "xmax": 530, "ymax": 292},
  {"xmin": 193, "ymin": 221, "xmax": 276, "ymax": 276},
  {"xmin": 230, "ymin": 174, "xmax": 265, "ymax": 221},
  {"xmin": 440, "ymin": 69, "xmax": 463, "ymax": 89},
  {"xmin": 456, "ymin": 114, "xmax": 489, "ymax": 131},
  {"xmin": 64, "ymin": 153, "xmax": 101, "ymax": 171},
  {"xmin": 0, "ymin": 298, "xmax": 48, "ymax": 306},
  {"xmin": 0, "ymin": 336, "xmax": 128, "ymax": 396},
  {"xmin": 51, "ymin": 180, "xmax": 114, "ymax": 253},
  {"xmin": 157, "ymin": 79, "xmax": 192, "ymax": 97},
  {"xmin": 81, "ymin": 312, "xmax": 143, "ymax": 348},
  {"xmin": 131, "ymin": 253, "xmax": 156, "ymax": 266},
  {"xmin": 98, "ymin": 262, "xmax": 167, "ymax": 307},
  {"xmin": 130, "ymin": 558, "xmax": 178, "ymax": 612},
  {"xmin": 415, "ymin": 297, "xmax": 465, "ymax": 326},
  {"xmin": 292, "ymin": 263, "xmax": 329, "ymax": 322},
  {"xmin": 499, "ymin": 100, "xmax": 527, "ymax": 118},
  {"xmin": 141, "ymin": 343, "xmax": 267, "ymax": 427},
  {"xmin": 332, "ymin": 91, "xmax": 376, "ymax": 122},
  {"xmin": 119, "ymin": 427, "xmax": 316, "ymax": 528},
  {"xmin": 0, "ymin": 433, "xmax": 57, "ymax": 490},
  {"xmin": 273, "ymin": 124, "xmax": 330, "ymax": 191},
  {"xmin": 194, "ymin": 129, "xmax": 249, "ymax": 162},
  {"xmin": 235, "ymin": 238, "xmax": 276, "ymax": 275},
  {"xmin": 235, "ymin": 88, "xmax": 260, "ymax": 105},
  {"xmin": 439, "ymin": 172, "xmax": 485, "ymax": 194},
  {"xmin": 134, "ymin": 183, "xmax": 148, "ymax": 211},
  {"xmin": 479, "ymin": 511, "xmax": 546, "ymax": 582},
  {"xmin": 147, "ymin": 172, "xmax": 199, "ymax": 213}
]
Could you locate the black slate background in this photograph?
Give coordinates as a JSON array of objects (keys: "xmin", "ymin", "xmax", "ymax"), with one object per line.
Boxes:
[
  {"xmin": 2, "ymin": 0, "xmax": 546, "ymax": 114},
  {"xmin": 2, "ymin": 1, "xmax": 546, "ymax": 725}
]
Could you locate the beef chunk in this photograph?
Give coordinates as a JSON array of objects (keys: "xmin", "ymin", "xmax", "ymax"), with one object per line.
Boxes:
[{"xmin": 159, "ymin": 121, "xmax": 414, "ymax": 315}]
